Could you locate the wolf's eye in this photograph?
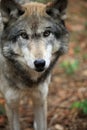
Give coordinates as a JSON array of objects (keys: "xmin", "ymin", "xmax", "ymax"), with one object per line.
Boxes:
[
  {"xmin": 43, "ymin": 30, "xmax": 51, "ymax": 37},
  {"xmin": 20, "ymin": 32, "xmax": 29, "ymax": 39}
]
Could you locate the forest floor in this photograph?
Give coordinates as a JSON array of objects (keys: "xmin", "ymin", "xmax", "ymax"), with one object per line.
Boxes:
[{"xmin": 0, "ymin": 0, "xmax": 87, "ymax": 130}]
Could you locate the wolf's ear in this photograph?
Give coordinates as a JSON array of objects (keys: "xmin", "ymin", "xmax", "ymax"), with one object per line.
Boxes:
[
  {"xmin": 0, "ymin": 0, "xmax": 25, "ymax": 24},
  {"xmin": 46, "ymin": 0, "xmax": 68, "ymax": 20}
]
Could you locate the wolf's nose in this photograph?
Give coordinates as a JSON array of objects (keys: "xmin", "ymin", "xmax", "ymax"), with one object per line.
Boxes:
[{"xmin": 34, "ymin": 59, "xmax": 45, "ymax": 72}]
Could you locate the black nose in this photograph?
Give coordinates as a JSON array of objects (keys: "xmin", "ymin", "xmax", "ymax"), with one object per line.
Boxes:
[{"xmin": 34, "ymin": 59, "xmax": 45, "ymax": 72}]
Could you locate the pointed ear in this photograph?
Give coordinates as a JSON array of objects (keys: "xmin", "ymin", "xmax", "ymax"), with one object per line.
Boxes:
[
  {"xmin": 46, "ymin": 0, "xmax": 68, "ymax": 20},
  {"xmin": 0, "ymin": 0, "xmax": 25, "ymax": 24}
]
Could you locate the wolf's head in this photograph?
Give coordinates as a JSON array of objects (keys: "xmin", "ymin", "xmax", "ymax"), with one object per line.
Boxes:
[{"xmin": 1, "ymin": 0, "xmax": 69, "ymax": 73}]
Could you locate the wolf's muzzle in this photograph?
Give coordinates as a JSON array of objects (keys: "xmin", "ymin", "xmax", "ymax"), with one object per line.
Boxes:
[{"xmin": 34, "ymin": 59, "xmax": 45, "ymax": 72}]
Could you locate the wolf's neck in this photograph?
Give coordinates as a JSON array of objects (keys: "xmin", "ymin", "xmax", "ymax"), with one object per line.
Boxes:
[{"xmin": 4, "ymin": 59, "xmax": 45, "ymax": 87}]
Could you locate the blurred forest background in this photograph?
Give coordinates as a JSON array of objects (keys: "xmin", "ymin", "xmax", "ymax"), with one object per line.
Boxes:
[{"xmin": 0, "ymin": 0, "xmax": 87, "ymax": 130}]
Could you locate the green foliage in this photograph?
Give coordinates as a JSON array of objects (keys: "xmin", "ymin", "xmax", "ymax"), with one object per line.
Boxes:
[
  {"xmin": 82, "ymin": 54, "xmax": 87, "ymax": 61},
  {"xmin": 60, "ymin": 59, "xmax": 79, "ymax": 75},
  {"xmin": 0, "ymin": 104, "xmax": 6, "ymax": 115},
  {"xmin": 74, "ymin": 46, "xmax": 81, "ymax": 54},
  {"xmin": 84, "ymin": 22, "xmax": 87, "ymax": 29},
  {"xmin": 71, "ymin": 100, "xmax": 87, "ymax": 115}
]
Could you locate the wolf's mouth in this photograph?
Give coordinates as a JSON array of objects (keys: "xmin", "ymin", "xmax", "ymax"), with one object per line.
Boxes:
[{"xmin": 35, "ymin": 67, "xmax": 45, "ymax": 72}]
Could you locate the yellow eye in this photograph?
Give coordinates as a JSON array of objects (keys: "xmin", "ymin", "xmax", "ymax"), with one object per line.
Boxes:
[
  {"xmin": 20, "ymin": 32, "xmax": 29, "ymax": 39},
  {"xmin": 43, "ymin": 30, "xmax": 51, "ymax": 37}
]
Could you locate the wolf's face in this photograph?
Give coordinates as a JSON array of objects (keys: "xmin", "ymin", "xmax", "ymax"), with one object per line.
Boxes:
[{"xmin": 1, "ymin": 0, "xmax": 69, "ymax": 73}]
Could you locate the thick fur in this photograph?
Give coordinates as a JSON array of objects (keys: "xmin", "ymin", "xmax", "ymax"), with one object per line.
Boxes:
[{"xmin": 0, "ymin": 0, "xmax": 69, "ymax": 130}]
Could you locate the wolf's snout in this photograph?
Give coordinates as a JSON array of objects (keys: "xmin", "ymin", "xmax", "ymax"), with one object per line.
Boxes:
[{"xmin": 34, "ymin": 59, "xmax": 45, "ymax": 72}]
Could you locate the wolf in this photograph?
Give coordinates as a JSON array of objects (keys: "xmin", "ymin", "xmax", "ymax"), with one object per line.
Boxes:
[{"xmin": 0, "ymin": 0, "xmax": 69, "ymax": 130}]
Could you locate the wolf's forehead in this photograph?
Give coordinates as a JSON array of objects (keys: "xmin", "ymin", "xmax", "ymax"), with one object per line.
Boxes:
[
  {"xmin": 23, "ymin": 2, "xmax": 46, "ymax": 16},
  {"xmin": 21, "ymin": 3, "xmax": 49, "ymax": 31}
]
